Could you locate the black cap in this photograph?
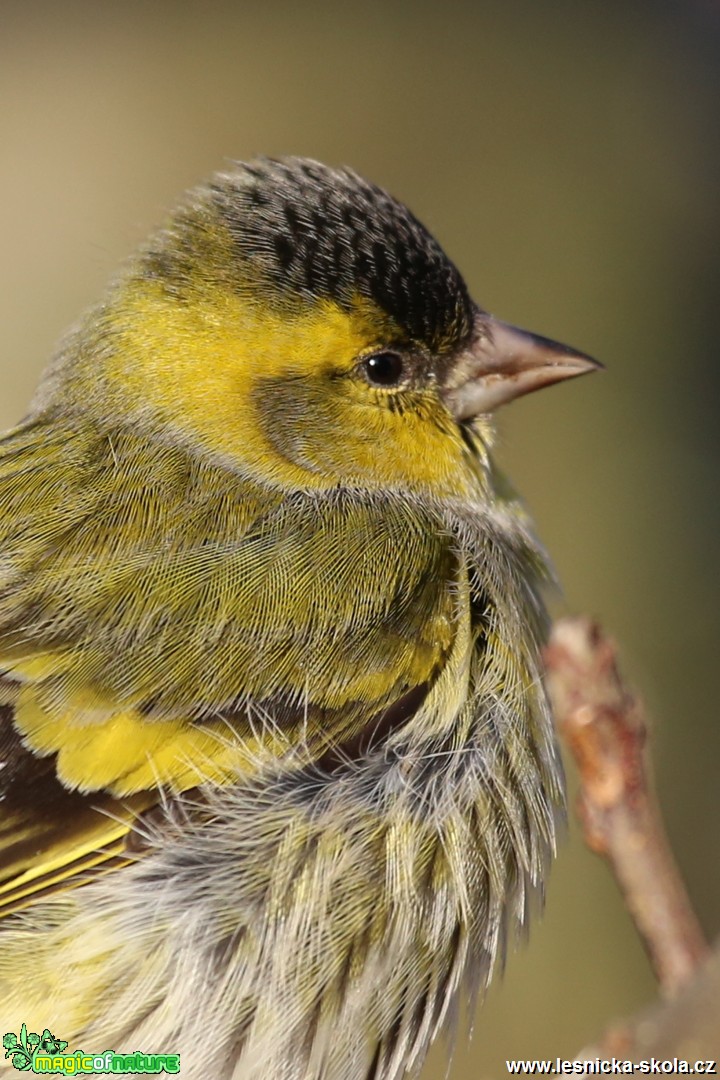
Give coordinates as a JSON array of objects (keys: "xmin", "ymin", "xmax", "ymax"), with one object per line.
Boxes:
[{"xmin": 207, "ymin": 157, "xmax": 475, "ymax": 354}]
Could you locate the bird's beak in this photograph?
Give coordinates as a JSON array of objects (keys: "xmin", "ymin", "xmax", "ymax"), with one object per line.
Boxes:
[{"xmin": 442, "ymin": 313, "xmax": 602, "ymax": 421}]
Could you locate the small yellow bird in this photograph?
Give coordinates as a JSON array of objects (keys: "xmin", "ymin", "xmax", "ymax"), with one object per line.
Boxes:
[{"xmin": 0, "ymin": 158, "xmax": 597, "ymax": 1079}]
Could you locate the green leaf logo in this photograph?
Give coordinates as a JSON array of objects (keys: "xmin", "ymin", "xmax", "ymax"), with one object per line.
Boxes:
[{"xmin": 3, "ymin": 1025, "xmax": 68, "ymax": 1071}]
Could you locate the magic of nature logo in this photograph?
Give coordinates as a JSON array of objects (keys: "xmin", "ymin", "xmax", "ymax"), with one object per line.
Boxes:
[{"xmin": 3, "ymin": 1025, "xmax": 180, "ymax": 1074}]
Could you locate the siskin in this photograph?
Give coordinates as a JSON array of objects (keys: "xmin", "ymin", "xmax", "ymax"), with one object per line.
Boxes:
[{"xmin": 0, "ymin": 158, "xmax": 598, "ymax": 1079}]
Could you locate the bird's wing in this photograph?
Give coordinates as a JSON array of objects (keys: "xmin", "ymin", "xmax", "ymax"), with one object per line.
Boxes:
[
  {"xmin": 0, "ymin": 703, "xmax": 152, "ymax": 916},
  {"xmin": 0, "ymin": 419, "xmax": 460, "ymax": 914}
]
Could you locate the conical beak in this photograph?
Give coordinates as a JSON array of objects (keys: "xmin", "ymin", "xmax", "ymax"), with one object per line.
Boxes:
[{"xmin": 442, "ymin": 314, "xmax": 602, "ymax": 421}]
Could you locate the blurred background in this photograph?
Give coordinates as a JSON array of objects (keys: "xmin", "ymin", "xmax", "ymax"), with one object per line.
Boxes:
[{"xmin": 1, "ymin": 0, "xmax": 718, "ymax": 1074}]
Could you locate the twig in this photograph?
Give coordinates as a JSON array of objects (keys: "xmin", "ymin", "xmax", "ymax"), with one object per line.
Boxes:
[
  {"xmin": 578, "ymin": 940, "xmax": 720, "ymax": 1059},
  {"xmin": 544, "ymin": 617, "xmax": 709, "ymax": 996}
]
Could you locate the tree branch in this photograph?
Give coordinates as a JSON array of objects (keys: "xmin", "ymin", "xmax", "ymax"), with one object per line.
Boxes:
[{"xmin": 544, "ymin": 616, "xmax": 709, "ymax": 996}]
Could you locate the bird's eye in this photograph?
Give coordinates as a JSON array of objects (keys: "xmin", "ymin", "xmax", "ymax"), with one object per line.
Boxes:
[{"xmin": 361, "ymin": 352, "xmax": 406, "ymax": 388}]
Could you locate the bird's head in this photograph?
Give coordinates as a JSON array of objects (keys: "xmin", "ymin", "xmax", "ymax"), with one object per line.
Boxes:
[{"xmin": 51, "ymin": 158, "xmax": 598, "ymax": 498}]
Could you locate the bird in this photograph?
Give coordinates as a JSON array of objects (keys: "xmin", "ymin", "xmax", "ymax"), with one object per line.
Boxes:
[{"xmin": 0, "ymin": 157, "xmax": 598, "ymax": 1079}]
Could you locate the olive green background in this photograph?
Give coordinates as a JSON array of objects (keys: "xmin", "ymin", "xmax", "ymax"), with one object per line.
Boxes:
[{"xmin": 1, "ymin": 0, "xmax": 718, "ymax": 1074}]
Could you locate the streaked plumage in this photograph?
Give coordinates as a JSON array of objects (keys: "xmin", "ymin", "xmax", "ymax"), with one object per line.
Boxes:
[{"xmin": 0, "ymin": 158, "xmax": 596, "ymax": 1079}]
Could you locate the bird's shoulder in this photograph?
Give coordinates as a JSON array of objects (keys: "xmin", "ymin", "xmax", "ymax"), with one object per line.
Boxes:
[{"xmin": 0, "ymin": 417, "xmax": 468, "ymax": 914}]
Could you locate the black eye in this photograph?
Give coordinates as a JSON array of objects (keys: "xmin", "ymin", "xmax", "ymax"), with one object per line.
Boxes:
[{"xmin": 362, "ymin": 352, "xmax": 406, "ymax": 388}]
